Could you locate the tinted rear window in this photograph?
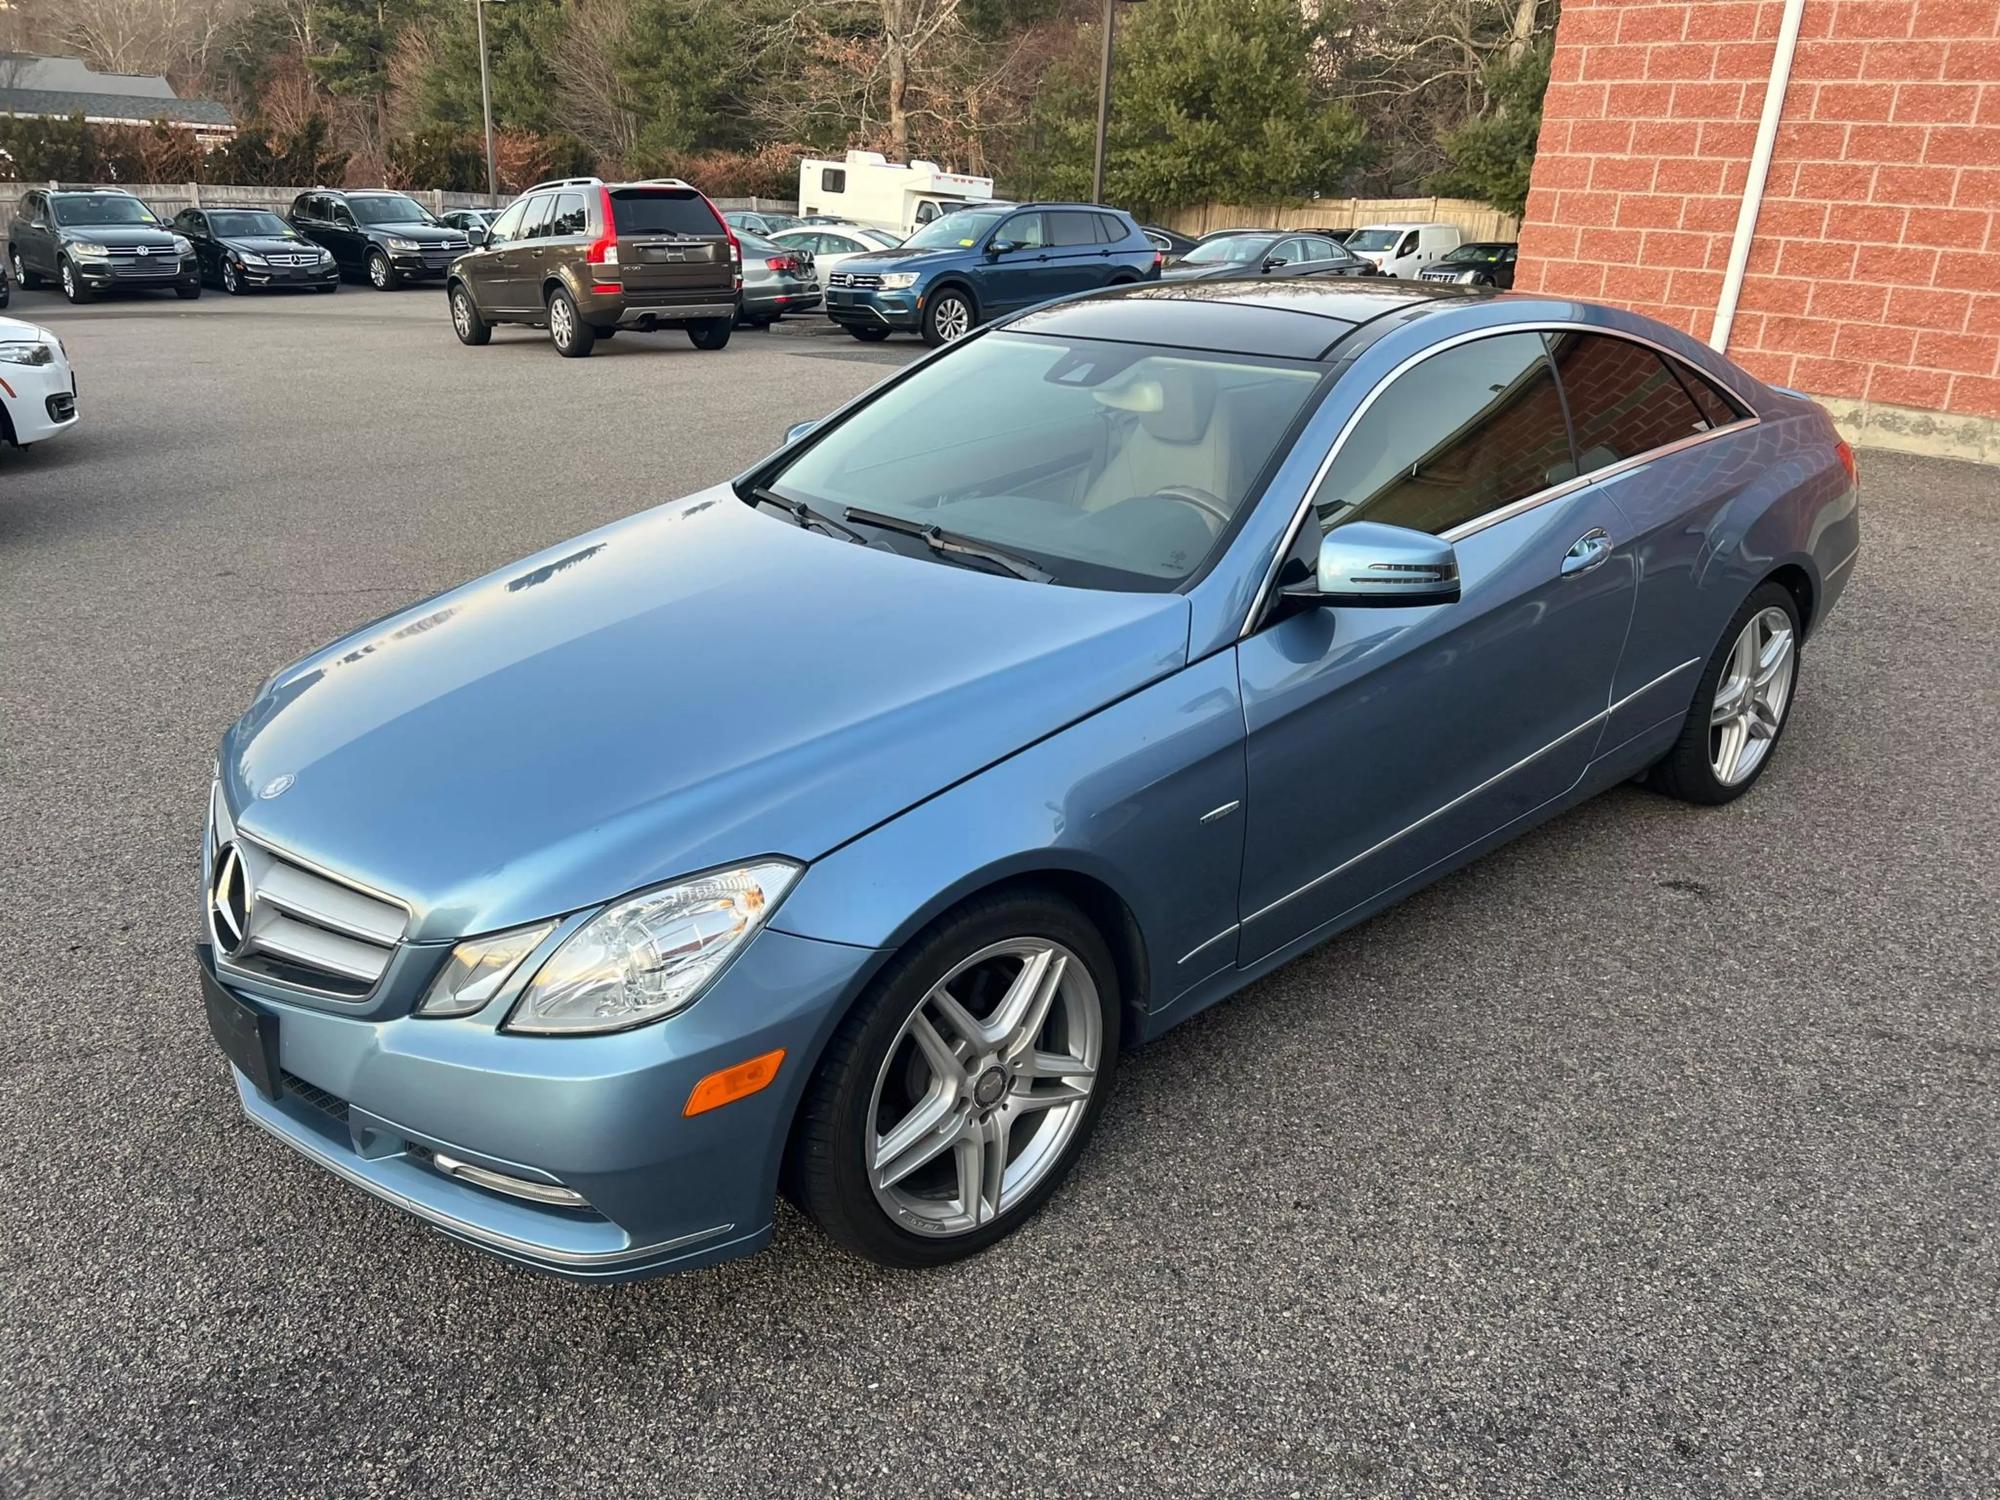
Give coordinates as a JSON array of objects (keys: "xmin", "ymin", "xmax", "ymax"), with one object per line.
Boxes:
[
  {"xmin": 1548, "ymin": 332, "xmax": 1712, "ymax": 473},
  {"xmin": 611, "ymin": 191, "xmax": 719, "ymax": 236}
]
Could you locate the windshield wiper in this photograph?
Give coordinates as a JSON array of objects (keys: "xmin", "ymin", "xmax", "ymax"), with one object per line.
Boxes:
[
  {"xmin": 843, "ymin": 507, "xmax": 1052, "ymax": 583},
  {"xmin": 749, "ymin": 486, "xmax": 866, "ymax": 545}
]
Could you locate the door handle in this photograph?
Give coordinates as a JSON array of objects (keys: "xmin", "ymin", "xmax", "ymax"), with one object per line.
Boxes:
[{"xmin": 1561, "ymin": 528, "xmax": 1612, "ymax": 576}]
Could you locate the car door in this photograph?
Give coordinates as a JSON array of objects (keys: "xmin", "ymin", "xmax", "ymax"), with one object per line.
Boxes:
[
  {"xmin": 1263, "ymin": 236, "xmax": 1313, "ymax": 276},
  {"xmin": 177, "ymin": 210, "xmax": 216, "ymax": 279},
  {"xmin": 461, "ymin": 196, "xmax": 530, "ymax": 311},
  {"xmin": 1295, "ymin": 236, "xmax": 1343, "ymax": 275},
  {"xmin": 326, "ymin": 200, "xmax": 367, "ymax": 272},
  {"xmin": 1043, "ymin": 210, "xmax": 1110, "ymax": 295},
  {"xmin": 973, "ymin": 211, "xmax": 1047, "ymax": 314},
  {"xmin": 487, "ymin": 194, "xmax": 552, "ymax": 312},
  {"xmin": 18, "ymin": 192, "xmax": 51, "ymax": 275},
  {"xmin": 1235, "ymin": 329, "xmax": 1637, "ymax": 963}
]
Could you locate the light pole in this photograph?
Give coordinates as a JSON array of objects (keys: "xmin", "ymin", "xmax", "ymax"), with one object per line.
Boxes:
[
  {"xmin": 475, "ymin": 0, "xmax": 502, "ymax": 202},
  {"xmin": 1090, "ymin": 0, "xmax": 1142, "ymax": 205}
]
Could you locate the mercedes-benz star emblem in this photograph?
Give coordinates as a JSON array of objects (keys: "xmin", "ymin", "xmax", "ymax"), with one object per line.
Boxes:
[
  {"xmin": 209, "ymin": 843, "xmax": 252, "ymax": 957},
  {"xmin": 258, "ymin": 773, "xmax": 294, "ymax": 800}
]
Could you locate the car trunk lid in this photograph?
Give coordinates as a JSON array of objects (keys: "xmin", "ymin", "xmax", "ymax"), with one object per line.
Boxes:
[{"xmin": 606, "ymin": 187, "xmax": 736, "ymax": 300}]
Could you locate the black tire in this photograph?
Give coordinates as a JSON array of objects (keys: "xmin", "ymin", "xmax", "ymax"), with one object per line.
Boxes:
[
  {"xmin": 367, "ymin": 250, "xmax": 398, "ymax": 290},
  {"xmin": 847, "ymin": 326, "xmax": 891, "ymax": 343},
  {"xmin": 10, "ymin": 247, "xmax": 40, "ymax": 289},
  {"xmin": 175, "ymin": 282, "xmax": 201, "ymax": 300},
  {"xmin": 687, "ymin": 317, "xmax": 732, "ymax": 350},
  {"xmin": 789, "ymin": 888, "xmax": 1122, "ymax": 1268},
  {"xmin": 449, "ymin": 283, "xmax": 491, "ymax": 346},
  {"xmin": 59, "ymin": 259, "xmax": 90, "ymax": 303},
  {"xmin": 592, "ymin": 325, "xmax": 617, "ymax": 340},
  {"xmin": 547, "ymin": 288, "xmax": 594, "ymax": 357},
  {"xmin": 920, "ymin": 287, "xmax": 975, "ymax": 347},
  {"xmin": 1647, "ymin": 581, "xmax": 1803, "ymax": 805}
]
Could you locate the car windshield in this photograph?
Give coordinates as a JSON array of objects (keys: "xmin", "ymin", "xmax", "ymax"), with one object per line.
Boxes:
[
  {"xmin": 763, "ymin": 332, "xmax": 1326, "ymax": 591},
  {"xmin": 902, "ymin": 210, "xmax": 1005, "ymax": 249},
  {"xmin": 54, "ymin": 195, "xmax": 157, "ymax": 227},
  {"xmin": 1345, "ymin": 229, "xmax": 1402, "ymax": 251},
  {"xmin": 1178, "ymin": 235, "xmax": 1273, "ymax": 265},
  {"xmin": 1442, "ymin": 244, "xmax": 1506, "ymax": 263},
  {"xmin": 349, "ymin": 195, "xmax": 435, "ymax": 225},
  {"xmin": 209, "ymin": 212, "xmax": 295, "ymax": 238}
]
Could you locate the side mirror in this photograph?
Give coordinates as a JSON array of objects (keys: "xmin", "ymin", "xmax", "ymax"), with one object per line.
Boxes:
[
  {"xmin": 987, "ymin": 238, "xmax": 1018, "ymax": 256},
  {"xmin": 467, "ymin": 227, "xmax": 487, "ymax": 246},
  {"xmin": 1262, "ymin": 257, "xmax": 1289, "ymax": 271},
  {"xmin": 1286, "ymin": 521, "xmax": 1461, "ymax": 607},
  {"xmin": 784, "ymin": 418, "xmax": 820, "ymax": 445}
]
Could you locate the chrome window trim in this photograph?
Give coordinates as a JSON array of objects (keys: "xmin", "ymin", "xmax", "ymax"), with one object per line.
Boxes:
[
  {"xmin": 1241, "ymin": 656, "xmax": 1701, "ymax": 929},
  {"xmin": 1239, "ymin": 322, "xmax": 1764, "ymax": 639}
]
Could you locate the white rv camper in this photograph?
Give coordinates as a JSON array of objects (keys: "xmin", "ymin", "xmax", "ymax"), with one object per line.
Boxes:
[{"xmin": 797, "ymin": 152, "xmax": 997, "ymax": 237}]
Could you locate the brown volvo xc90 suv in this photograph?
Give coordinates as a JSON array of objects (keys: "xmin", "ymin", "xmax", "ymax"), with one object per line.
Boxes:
[{"xmin": 445, "ymin": 177, "xmax": 742, "ymax": 358}]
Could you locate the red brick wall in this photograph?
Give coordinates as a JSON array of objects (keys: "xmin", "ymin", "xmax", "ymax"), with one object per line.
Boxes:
[{"xmin": 1518, "ymin": 0, "xmax": 2000, "ymax": 421}]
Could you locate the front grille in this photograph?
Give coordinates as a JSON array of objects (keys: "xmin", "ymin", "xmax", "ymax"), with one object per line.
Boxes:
[
  {"xmin": 262, "ymin": 251, "xmax": 320, "ymax": 267},
  {"xmin": 1418, "ymin": 270, "xmax": 1459, "ymax": 282},
  {"xmin": 827, "ymin": 272, "xmax": 882, "ymax": 290},
  {"xmin": 281, "ymin": 1070, "xmax": 350, "ymax": 1124},
  {"xmin": 105, "ymin": 246, "xmax": 179, "ymax": 278},
  {"xmin": 208, "ymin": 781, "xmax": 408, "ymax": 999}
]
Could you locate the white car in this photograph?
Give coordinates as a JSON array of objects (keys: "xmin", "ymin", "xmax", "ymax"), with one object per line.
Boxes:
[
  {"xmin": 0, "ymin": 314, "xmax": 77, "ymax": 449},
  {"xmin": 1344, "ymin": 222, "xmax": 1465, "ymax": 278},
  {"xmin": 771, "ymin": 223, "xmax": 903, "ymax": 286}
]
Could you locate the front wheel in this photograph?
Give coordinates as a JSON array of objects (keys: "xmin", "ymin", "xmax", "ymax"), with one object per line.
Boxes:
[
  {"xmin": 687, "ymin": 317, "xmax": 732, "ymax": 350},
  {"xmin": 790, "ymin": 890, "xmax": 1120, "ymax": 1268},
  {"xmin": 59, "ymin": 259, "xmax": 90, "ymax": 303},
  {"xmin": 921, "ymin": 288, "xmax": 974, "ymax": 347},
  {"xmin": 367, "ymin": 250, "xmax": 397, "ymax": 290},
  {"xmin": 449, "ymin": 284, "xmax": 491, "ymax": 346},
  {"xmin": 175, "ymin": 281, "xmax": 201, "ymax": 300},
  {"xmin": 1648, "ymin": 581, "xmax": 1802, "ymax": 804},
  {"xmin": 547, "ymin": 289, "xmax": 594, "ymax": 357},
  {"xmin": 222, "ymin": 261, "xmax": 243, "ymax": 295}
]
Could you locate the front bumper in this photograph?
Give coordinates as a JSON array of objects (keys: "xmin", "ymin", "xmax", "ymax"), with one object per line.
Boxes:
[
  {"xmin": 73, "ymin": 256, "xmax": 197, "ymax": 291},
  {"xmin": 0, "ymin": 348, "xmax": 78, "ymax": 444},
  {"xmin": 234, "ymin": 260, "xmax": 339, "ymax": 289},
  {"xmin": 390, "ymin": 252, "xmax": 457, "ymax": 281},
  {"xmin": 823, "ymin": 286, "xmax": 922, "ymax": 331},
  {"xmin": 200, "ymin": 928, "xmax": 876, "ymax": 1280}
]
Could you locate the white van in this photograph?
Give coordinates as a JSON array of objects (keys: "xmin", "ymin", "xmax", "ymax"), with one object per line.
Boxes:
[
  {"xmin": 798, "ymin": 151, "xmax": 997, "ymax": 238},
  {"xmin": 1345, "ymin": 222, "xmax": 1465, "ymax": 278}
]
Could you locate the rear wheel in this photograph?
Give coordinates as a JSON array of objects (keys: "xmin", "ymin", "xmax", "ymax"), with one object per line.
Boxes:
[
  {"xmin": 687, "ymin": 317, "xmax": 732, "ymax": 350},
  {"xmin": 449, "ymin": 284, "xmax": 491, "ymax": 346},
  {"xmin": 547, "ymin": 289, "xmax": 594, "ymax": 357},
  {"xmin": 11, "ymin": 247, "xmax": 40, "ymax": 289},
  {"xmin": 367, "ymin": 250, "xmax": 397, "ymax": 290},
  {"xmin": 790, "ymin": 890, "xmax": 1119, "ymax": 1267},
  {"xmin": 1648, "ymin": 582, "xmax": 1802, "ymax": 805}
]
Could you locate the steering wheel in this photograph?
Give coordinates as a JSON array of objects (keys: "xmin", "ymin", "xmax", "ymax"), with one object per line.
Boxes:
[{"xmin": 1136, "ymin": 485, "xmax": 1232, "ymax": 533}]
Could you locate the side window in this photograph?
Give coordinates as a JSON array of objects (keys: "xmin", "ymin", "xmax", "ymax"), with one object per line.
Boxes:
[
  {"xmin": 1001, "ymin": 212, "xmax": 1047, "ymax": 248},
  {"xmin": 914, "ymin": 201, "xmax": 940, "ymax": 225},
  {"xmin": 1095, "ymin": 214, "xmax": 1126, "ymax": 244},
  {"xmin": 1311, "ymin": 332, "xmax": 1575, "ymax": 537},
  {"xmin": 1396, "ymin": 231, "xmax": 1418, "ymax": 258},
  {"xmin": 486, "ymin": 199, "xmax": 528, "ymax": 243},
  {"xmin": 1047, "ymin": 211, "xmax": 1098, "ymax": 247},
  {"xmin": 518, "ymin": 195, "xmax": 556, "ymax": 239},
  {"xmin": 331, "ymin": 202, "xmax": 356, "ymax": 227},
  {"xmin": 1547, "ymin": 332, "xmax": 1714, "ymax": 472},
  {"xmin": 1677, "ymin": 363, "xmax": 1748, "ymax": 428},
  {"xmin": 550, "ymin": 192, "xmax": 588, "ymax": 236},
  {"xmin": 821, "ymin": 168, "xmax": 846, "ymax": 193}
]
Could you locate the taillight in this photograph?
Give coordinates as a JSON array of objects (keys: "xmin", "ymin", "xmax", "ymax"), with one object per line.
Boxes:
[
  {"xmin": 1835, "ymin": 438, "xmax": 1857, "ymax": 485},
  {"xmin": 699, "ymin": 192, "xmax": 741, "ymax": 267},
  {"xmin": 1152, "ymin": 250, "xmax": 1163, "ymax": 271},
  {"xmin": 766, "ymin": 256, "xmax": 795, "ymax": 274},
  {"xmin": 587, "ymin": 185, "xmax": 618, "ymax": 268}
]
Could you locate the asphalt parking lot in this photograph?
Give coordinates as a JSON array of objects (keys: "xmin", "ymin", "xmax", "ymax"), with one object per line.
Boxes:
[{"xmin": 1, "ymin": 284, "xmax": 1995, "ymax": 1497}]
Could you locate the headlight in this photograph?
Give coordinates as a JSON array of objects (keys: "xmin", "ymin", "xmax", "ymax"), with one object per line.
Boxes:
[
  {"xmin": 68, "ymin": 240, "xmax": 110, "ymax": 259},
  {"xmin": 235, "ymin": 251, "xmax": 268, "ymax": 267},
  {"xmin": 387, "ymin": 236, "xmax": 422, "ymax": 252},
  {"xmin": 172, "ymin": 235, "xmax": 194, "ymax": 257},
  {"xmin": 1458, "ymin": 269, "xmax": 1483, "ymax": 283},
  {"xmin": 417, "ymin": 922, "xmax": 558, "ymax": 1017},
  {"xmin": 0, "ymin": 343, "xmax": 53, "ymax": 366},
  {"xmin": 504, "ymin": 861, "xmax": 801, "ymax": 1034},
  {"xmin": 878, "ymin": 273, "xmax": 920, "ymax": 290}
]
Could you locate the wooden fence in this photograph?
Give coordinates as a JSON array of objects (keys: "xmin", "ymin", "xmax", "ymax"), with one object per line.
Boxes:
[{"xmin": 1159, "ymin": 196, "xmax": 1519, "ymax": 241}]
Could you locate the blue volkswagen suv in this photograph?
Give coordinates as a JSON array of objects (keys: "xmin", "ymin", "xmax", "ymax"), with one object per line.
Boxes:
[{"xmin": 822, "ymin": 202, "xmax": 1161, "ymax": 345}]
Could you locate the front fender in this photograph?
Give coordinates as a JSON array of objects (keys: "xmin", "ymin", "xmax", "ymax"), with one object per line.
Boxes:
[{"xmin": 768, "ymin": 650, "xmax": 1248, "ymax": 1012}]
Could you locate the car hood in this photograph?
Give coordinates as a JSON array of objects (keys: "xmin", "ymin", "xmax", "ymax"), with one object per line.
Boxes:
[
  {"xmin": 61, "ymin": 225, "xmax": 176, "ymax": 248},
  {"xmin": 369, "ymin": 222, "xmax": 463, "ymax": 243},
  {"xmin": 834, "ymin": 246, "xmax": 971, "ymax": 274},
  {"xmin": 0, "ymin": 314, "xmax": 52, "ymax": 342},
  {"xmin": 221, "ymin": 487, "xmax": 1190, "ymax": 941},
  {"xmin": 225, "ymin": 236, "xmax": 323, "ymax": 255}
]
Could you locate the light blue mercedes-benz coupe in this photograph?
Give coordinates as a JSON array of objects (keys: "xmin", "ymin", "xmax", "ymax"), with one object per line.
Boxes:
[{"xmin": 200, "ymin": 279, "xmax": 1859, "ymax": 1278}]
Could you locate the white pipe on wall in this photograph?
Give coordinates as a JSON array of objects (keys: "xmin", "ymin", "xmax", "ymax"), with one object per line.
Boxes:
[{"xmin": 1710, "ymin": 0, "xmax": 1808, "ymax": 353}]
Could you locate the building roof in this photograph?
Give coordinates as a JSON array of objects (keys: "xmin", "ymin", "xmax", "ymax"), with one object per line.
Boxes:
[{"xmin": 0, "ymin": 54, "xmax": 232, "ymax": 128}]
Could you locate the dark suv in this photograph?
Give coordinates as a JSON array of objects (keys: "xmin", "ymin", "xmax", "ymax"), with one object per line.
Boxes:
[
  {"xmin": 820, "ymin": 202, "xmax": 1159, "ymax": 346},
  {"xmin": 7, "ymin": 188, "xmax": 200, "ymax": 303},
  {"xmin": 286, "ymin": 189, "xmax": 470, "ymax": 289},
  {"xmin": 445, "ymin": 177, "xmax": 740, "ymax": 357}
]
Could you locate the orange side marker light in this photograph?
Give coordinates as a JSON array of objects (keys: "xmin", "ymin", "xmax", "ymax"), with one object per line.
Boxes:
[{"xmin": 684, "ymin": 1048, "xmax": 786, "ymax": 1117}]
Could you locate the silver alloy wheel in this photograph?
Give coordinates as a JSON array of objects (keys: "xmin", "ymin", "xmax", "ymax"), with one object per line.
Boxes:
[
  {"xmin": 933, "ymin": 294, "xmax": 971, "ymax": 341},
  {"xmin": 10, "ymin": 249, "xmax": 23, "ymax": 282},
  {"xmin": 867, "ymin": 937, "xmax": 1101, "ymax": 1237},
  {"xmin": 549, "ymin": 294, "xmax": 574, "ymax": 348},
  {"xmin": 451, "ymin": 290, "xmax": 472, "ymax": 338},
  {"xmin": 60, "ymin": 261, "xmax": 74, "ymax": 299},
  {"xmin": 223, "ymin": 261, "xmax": 239, "ymax": 294},
  {"xmin": 369, "ymin": 254, "xmax": 389, "ymax": 288},
  {"xmin": 1710, "ymin": 605, "xmax": 1796, "ymax": 786}
]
